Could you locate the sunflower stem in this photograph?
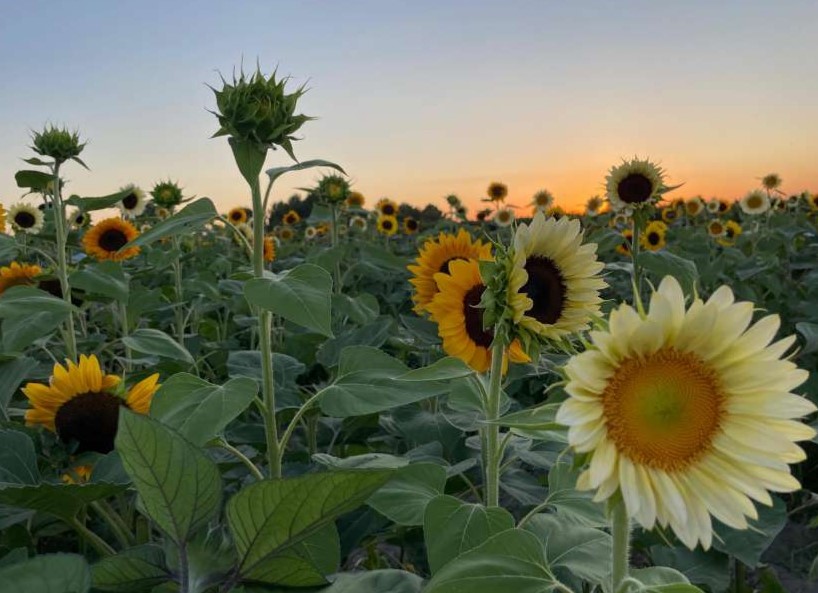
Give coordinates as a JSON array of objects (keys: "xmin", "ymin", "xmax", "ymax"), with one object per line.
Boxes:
[
  {"xmin": 330, "ymin": 203, "xmax": 342, "ymax": 294},
  {"xmin": 250, "ymin": 176, "xmax": 281, "ymax": 478},
  {"xmin": 119, "ymin": 302, "xmax": 132, "ymax": 374},
  {"xmin": 630, "ymin": 216, "xmax": 642, "ymax": 306},
  {"xmin": 69, "ymin": 516, "xmax": 115, "ymax": 557},
  {"xmin": 91, "ymin": 500, "xmax": 134, "ymax": 548},
  {"xmin": 610, "ymin": 497, "xmax": 631, "ymax": 592},
  {"xmin": 51, "ymin": 162, "xmax": 78, "ymax": 362},
  {"xmin": 484, "ymin": 339, "xmax": 505, "ymax": 507},
  {"xmin": 217, "ymin": 438, "xmax": 264, "ymax": 482},
  {"xmin": 171, "ymin": 236, "xmax": 186, "ymax": 347}
]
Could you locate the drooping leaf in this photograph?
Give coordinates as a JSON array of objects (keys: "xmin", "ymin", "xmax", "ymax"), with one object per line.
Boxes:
[
  {"xmin": 125, "ymin": 198, "xmax": 218, "ymax": 248},
  {"xmin": 121, "ymin": 329, "xmax": 194, "ymax": 365},
  {"xmin": 0, "ymin": 430, "xmax": 39, "ymax": 486},
  {"xmin": 629, "ymin": 567, "xmax": 701, "ymax": 592},
  {"xmin": 0, "ymin": 356, "xmax": 39, "ymax": 416},
  {"xmin": 0, "ymin": 286, "xmax": 75, "ymax": 317},
  {"xmin": 367, "ymin": 463, "xmax": 447, "ymax": 526},
  {"xmin": 396, "ymin": 357, "xmax": 475, "ymax": 382},
  {"xmin": 70, "ymin": 263, "xmax": 129, "ymax": 302},
  {"xmin": 66, "ymin": 188, "xmax": 133, "ymax": 212},
  {"xmin": 115, "ymin": 411, "xmax": 222, "ymax": 545},
  {"xmin": 320, "ymin": 569, "xmax": 423, "ymax": 593},
  {"xmin": 0, "ymin": 483, "xmax": 127, "ymax": 522},
  {"xmin": 91, "ymin": 545, "xmax": 170, "ymax": 592},
  {"xmin": 150, "ymin": 373, "xmax": 258, "ymax": 447},
  {"xmin": 14, "ymin": 169, "xmax": 53, "ymax": 191},
  {"xmin": 244, "ymin": 264, "xmax": 334, "ymax": 337}
]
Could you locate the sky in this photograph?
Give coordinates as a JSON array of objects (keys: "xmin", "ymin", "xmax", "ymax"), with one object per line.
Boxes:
[{"xmin": 1, "ymin": 1, "xmax": 817, "ymax": 215}]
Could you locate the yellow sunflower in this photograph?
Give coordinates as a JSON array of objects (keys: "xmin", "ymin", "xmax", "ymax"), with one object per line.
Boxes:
[
  {"xmin": 376, "ymin": 198, "xmax": 398, "ymax": 217},
  {"xmin": 426, "ymin": 259, "xmax": 530, "ymax": 373},
  {"xmin": 408, "ymin": 229, "xmax": 493, "ymax": 315},
  {"xmin": 83, "ymin": 218, "xmax": 140, "ymax": 262},
  {"xmin": 263, "ymin": 235, "xmax": 276, "ymax": 262},
  {"xmin": 403, "ymin": 217, "xmax": 419, "ymax": 234},
  {"xmin": 718, "ymin": 199, "xmax": 732, "ymax": 214},
  {"xmin": 804, "ymin": 192, "xmax": 818, "ymax": 211},
  {"xmin": 605, "ymin": 158, "xmax": 666, "ymax": 211},
  {"xmin": 23, "ymin": 354, "xmax": 161, "ymax": 453},
  {"xmin": 641, "ymin": 221, "xmax": 667, "ymax": 251},
  {"xmin": 556, "ymin": 276, "xmax": 815, "ymax": 550},
  {"xmin": 228, "ymin": 207, "xmax": 248, "ymax": 225},
  {"xmin": 62, "ymin": 465, "xmax": 93, "ymax": 484},
  {"xmin": 487, "ymin": 182, "xmax": 508, "ymax": 202},
  {"xmin": 717, "ymin": 221, "xmax": 742, "ymax": 247},
  {"xmin": 345, "ymin": 191, "xmax": 365, "ymax": 208},
  {"xmin": 377, "ymin": 215, "xmax": 398, "ymax": 236},
  {"xmin": 0, "ymin": 204, "xmax": 6, "ymax": 233},
  {"xmin": 661, "ymin": 207, "xmax": 679, "ymax": 224},
  {"xmin": 0, "ymin": 262, "xmax": 42, "ymax": 295},
  {"xmin": 508, "ymin": 213, "xmax": 606, "ymax": 339},
  {"xmin": 616, "ymin": 229, "xmax": 634, "ymax": 256},
  {"xmin": 282, "ymin": 210, "xmax": 301, "ymax": 225},
  {"xmin": 585, "ymin": 195, "xmax": 603, "ymax": 216}
]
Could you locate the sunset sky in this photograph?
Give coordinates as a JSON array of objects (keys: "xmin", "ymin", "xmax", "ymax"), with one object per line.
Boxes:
[{"xmin": 1, "ymin": 1, "xmax": 817, "ymax": 215}]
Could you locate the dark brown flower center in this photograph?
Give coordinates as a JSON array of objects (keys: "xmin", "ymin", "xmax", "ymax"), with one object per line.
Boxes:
[
  {"xmin": 406, "ymin": 219, "xmax": 418, "ymax": 231},
  {"xmin": 122, "ymin": 193, "xmax": 138, "ymax": 209},
  {"xmin": 718, "ymin": 201, "xmax": 728, "ymax": 213},
  {"xmin": 381, "ymin": 204, "xmax": 396, "ymax": 216},
  {"xmin": 15, "ymin": 211, "xmax": 36, "ymax": 228},
  {"xmin": 617, "ymin": 173, "xmax": 653, "ymax": 204},
  {"xmin": 522, "ymin": 256, "xmax": 566, "ymax": 325},
  {"xmin": 55, "ymin": 392, "xmax": 126, "ymax": 453},
  {"xmin": 648, "ymin": 231, "xmax": 661, "ymax": 245},
  {"xmin": 381, "ymin": 220, "xmax": 393, "ymax": 230},
  {"xmin": 463, "ymin": 284, "xmax": 493, "ymax": 348},
  {"xmin": 725, "ymin": 228, "xmax": 735, "ymax": 239},
  {"xmin": 99, "ymin": 228, "xmax": 128, "ymax": 252}
]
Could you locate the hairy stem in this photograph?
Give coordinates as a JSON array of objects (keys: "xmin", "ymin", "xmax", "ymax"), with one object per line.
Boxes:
[
  {"xmin": 52, "ymin": 162, "xmax": 78, "ymax": 361},
  {"xmin": 610, "ymin": 497, "xmax": 631, "ymax": 592},
  {"xmin": 484, "ymin": 339, "xmax": 505, "ymax": 507}
]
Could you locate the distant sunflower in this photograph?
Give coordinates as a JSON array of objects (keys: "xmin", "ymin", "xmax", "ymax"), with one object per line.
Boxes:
[
  {"xmin": 279, "ymin": 227, "xmax": 295, "ymax": 241},
  {"xmin": 150, "ymin": 180, "xmax": 183, "ymax": 209},
  {"xmin": 493, "ymin": 207, "xmax": 515, "ymax": 227},
  {"xmin": 609, "ymin": 213, "xmax": 630, "ymax": 229},
  {"xmin": 556, "ymin": 276, "xmax": 816, "ymax": 550},
  {"xmin": 228, "ymin": 207, "xmax": 248, "ymax": 225},
  {"xmin": 9, "ymin": 203, "xmax": 44, "ymax": 234},
  {"xmin": 263, "ymin": 235, "xmax": 276, "ymax": 262},
  {"xmin": 305, "ymin": 226, "xmax": 318, "ymax": 240},
  {"xmin": 61, "ymin": 465, "xmax": 93, "ymax": 484},
  {"xmin": 717, "ymin": 221, "xmax": 742, "ymax": 247},
  {"xmin": 233, "ymin": 222, "xmax": 253, "ymax": 245},
  {"xmin": 585, "ymin": 195, "xmax": 603, "ymax": 216},
  {"xmin": 71, "ymin": 210, "xmax": 90, "ymax": 230},
  {"xmin": 605, "ymin": 158, "xmax": 666, "ymax": 211},
  {"xmin": 718, "ymin": 199, "xmax": 732, "ymax": 214},
  {"xmin": 532, "ymin": 189, "xmax": 555, "ymax": 212},
  {"xmin": 616, "ymin": 229, "xmax": 634, "ymax": 256},
  {"xmin": 118, "ymin": 185, "xmax": 147, "ymax": 217},
  {"xmin": 0, "ymin": 204, "xmax": 6, "ymax": 233},
  {"xmin": 685, "ymin": 197, "xmax": 704, "ymax": 217},
  {"xmin": 345, "ymin": 191, "xmax": 365, "ymax": 208},
  {"xmin": 707, "ymin": 220, "xmax": 726, "ymax": 238},
  {"xmin": 349, "ymin": 215, "xmax": 367, "ymax": 231},
  {"xmin": 806, "ymin": 192, "xmax": 818, "ymax": 211},
  {"xmin": 155, "ymin": 207, "xmax": 170, "ymax": 220},
  {"xmin": 23, "ymin": 354, "xmax": 160, "ymax": 453},
  {"xmin": 0, "ymin": 262, "xmax": 42, "ymax": 295},
  {"xmin": 641, "ymin": 221, "xmax": 667, "ymax": 251},
  {"xmin": 761, "ymin": 173, "xmax": 782, "ymax": 191},
  {"xmin": 706, "ymin": 199, "xmax": 721, "ymax": 214},
  {"xmin": 377, "ymin": 215, "xmax": 398, "ymax": 236},
  {"xmin": 83, "ymin": 218, "xmax": 140, "ymax": 262},
  {"xmin": 508, "ymin": 213, "xmax": 606, "ymax": 339},
  {"xmin": 376, "ymin": 198, "xmax": 398, "ymax": 217},
  {"xmin": 661, "ymin": 207, "xmax": 679, "ymax": 224},
  {"xmin": 740, "ymin": 190, "xmax": 771, "ymax": 215},
  {"xmin": 408, "ymin": 229, "xmax": 493, "ymax": 314},
  {"xmin": 403, "ymin": 217, "xmax": 419, "ymax": 234},
  {"xmin": 426, "ymin": 259, "xmax": 529, "ymax": 373},
  {"xmin": 316, "ymin": 222, "xmax": 330, "ymax": 236},
  {"xmin": 487, "ymin": 182, "xmax": 508, "ymax": 202},
  {"xmin": 282, "ymin": 209, "xmax": 301, "ymax": 225}
]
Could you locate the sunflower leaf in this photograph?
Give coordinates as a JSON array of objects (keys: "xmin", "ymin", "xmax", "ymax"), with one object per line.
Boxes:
[
  {"xmin": 115, "ymin": 411, "xmax": 222, "ymax": 546},
  {"xmin": 0, "ymin": 553, "xmax": 91, "ymax": 593},
  {"xmin": 65, "ymin": 187, "xmax": 133, "ymax": 212},
  {"xmin": 121, "ymin": 329, "xmax": 194, "ymax": 365},
  {"xmin": 0, "ymin": 483, "xmax": 127, "ymax": 521},
  {"xmin": 124, "ymin": 198, "xmax": 218, "ymax": 248},
  {"xmin": 91, "ymin": 545, "xmax": 170, "ymax": 592}
]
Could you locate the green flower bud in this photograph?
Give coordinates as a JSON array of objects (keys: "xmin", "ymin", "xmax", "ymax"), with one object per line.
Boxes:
[
  {"xmin": 31, "ymin": 125, "xmax": 86, "ymax": 165},
  {"xmin": 211, "ymin": 68, "xmax": 313, "ymax": 161},
  {"xmin": 316, "ymin": 174, "xmax": 350, "ymax": 205},
  {"xmin": 150, "ymin": 180, "xmax": 184, "ymax": 209}
]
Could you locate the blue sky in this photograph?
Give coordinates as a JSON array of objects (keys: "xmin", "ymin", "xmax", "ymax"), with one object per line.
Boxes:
[{"xmin": 2, "ymin": 1, "xmax": 817, "ymax": 213}]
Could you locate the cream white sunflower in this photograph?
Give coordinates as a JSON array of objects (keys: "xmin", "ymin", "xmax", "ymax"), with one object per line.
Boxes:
[
  {"xmin": 9, "ymin": 203, "xmax": 45, "ymax": 234},
  {"xmin": 508, "ymin": 213, "xmax": 606, "ymax": 339},
  {"xmin": 605, "ymin": 158, "xmax": 666, "ymax": 211},
  {"xmin": 118, "ymin": 185, "xmax": 147, "ymax": 217},
  {"xmin": 739, "ymin": 190, "xmax": 771, "ymax": 215},
  {"xmin": 493, "ymin": 207, "xmax": 515, "ymax": 227},
  {"xmin": 556, "ymin": 276, "xmax": 816, "ymax": 550}
]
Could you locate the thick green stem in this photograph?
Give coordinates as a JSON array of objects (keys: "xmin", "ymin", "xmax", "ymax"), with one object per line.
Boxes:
[
  {"xmin": 484, "ymin": 339, "xmax": 505, "ymax": 507},
  {"xmin": 330, "ymin": 203, "xmax": 342, "ymax": 294},
  {"xmin": 218, "ymin": 439, "xmax": 264, "ymax": 481},
  {"xmin": 171, "ymin": 236, "xmax": 185, "ymax": 346},
  {"xmin": 69, "ymin": 517, "xmax": 115, "ymax": 557},
  {"xmin": 610, "ymin": 497, "xmax": 631, "ymax": 592},
  {"xmin": 52, "ymin": 162, "xmax": 78, "ymax": 361},
  {"xmin": 630, "ymin": 216, "xmax": 642, "ymax": 305},
  {"xmin": 251, "ymin": 179, "xmax": 281, "ymax": 478},
  {"xmin": 119, "ymin": 302, "xmax": 132, "ymax": 373},
  {"xmin": 91, "ymin": 501, "xmax": 135, "ymax": 548},
  {"xmin": 178, "ymin": 543, "xmax": 189, "ymax": 593}
]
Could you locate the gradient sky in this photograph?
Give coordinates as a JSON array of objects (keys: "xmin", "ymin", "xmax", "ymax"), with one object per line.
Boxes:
[{"xmin": 2, "ymin": 1, "xmax": 817, "ymax": 215}]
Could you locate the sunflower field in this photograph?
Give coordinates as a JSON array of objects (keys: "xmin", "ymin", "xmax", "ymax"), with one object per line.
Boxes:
[{"xmin": 0, "ymin": 68, "xmax": 817, "ymax": 593}]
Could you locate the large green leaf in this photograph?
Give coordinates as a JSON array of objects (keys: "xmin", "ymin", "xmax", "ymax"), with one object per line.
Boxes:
[
  {"xmin": 629, "ymin": 567, "xmax": 701, "ymax": 592},
  {"xmin": 0, "ymin": 483, "xmax": 126, "ymax": 522},
  {"xmin": 0, "ymin": 553, "xmax": 91, "ymax": 592},
  {"xmin": 115, "ymin": 411, "xmax": 221, "ymax": 545},
  {"xmin": 367, "ymin": 463, "xmax": 447, "ymax": 526},
  {"xmin": 14, "ymin": 169, "xmax": 53, "ymax": 191},
  {"xmin": 265, "ymin": 160, "xmax": 345, "ymax": 191},
  {"xmin": 424, "ymin": 529, "xmax": 557, "ymax": 593},
  {"xmin": 66, "ymin": 187, "xmax": 133, "ymax": 212},
  {"xmin": 150, "ymin": 373, "xmax": 257, "ymax": 446},
  {"xmin": 712, "ymin": 495, "xmax": 787, "ymax": 567},
  {"xmin": 0, "ymin": 430, "xmax": 39, "ymax": 486},
  {"xmin": 0, "ymin": 286, "xmax": 75, "ymax": 317},
  {"xmin": 639, "ymin": 251, "xmax": 699, "ymax": 295},
  {"xmin": 226, "ymin": 470, "xmax": 392, "ymax": 584},
  {"xmin": 321, "ymin": 570, "xmax": 423, "ymax": 593},
  {"xmin": 318, "ymin": 346, "xmax": 448, "ymax": 417},
  {"xmin": 522, "ymin": 513, "xmax": 612, "ymax": 587},
  {"xmin": 0, "ymin": 356, "xmax": 38, "ymax": 412},
  {"xmin": 650, "ymin": 547, "xmax": 729, "ymax": 593},
  {"xmin": 423, "ymin": 495, "xmax": 514, "ymax": 574},
  {"xmin": 226, "ymin": 351, "xmax": 304, "ymax": 410},
  {"xmin": 121, "ymin": 329, "xmax": 194, "ymax": 365},
  {"xmin": 70, "ymin": 263, "xmax": 129, "ymax": 302},
  {"xmin": 396, "ymin": 357, "xmax": 475, "ymax": 382},
  {"xmin": 542, "ymin": 463, "xmax": 607, "ymax": 527},
  {"xmin": 244, "ymin": 264, "xmax": 334, "ymax": 337},
  {"xmin": 2, "ymin": 311, "xmax": 66, "ymax": 353},
  {"xmin": 125, "ymin": 198, "xmax": 218, "ymax": 248},
  {"xmin": 91, "ymin": 545, "xmax": 170, "ymax": 592},
  {"xmin": 256, "ymin": 524, "xmax": 341, "ymax": 587}
]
